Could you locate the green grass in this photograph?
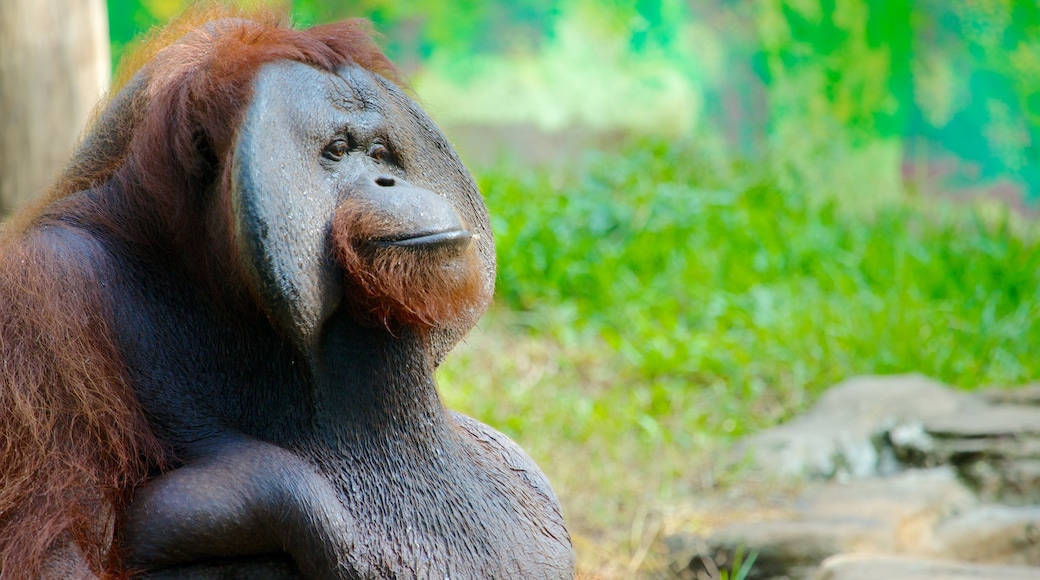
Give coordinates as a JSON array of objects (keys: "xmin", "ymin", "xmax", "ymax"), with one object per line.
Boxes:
[{"xmin": 435, "ymin": 138, "xmax": 1040, "ymax": 576}]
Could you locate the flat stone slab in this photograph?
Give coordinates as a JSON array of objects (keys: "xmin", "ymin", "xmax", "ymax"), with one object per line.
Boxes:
[
  {"xmin": 933, "ymin": 504, "xmax": 1040, "ymax": 565},
  {"xmin": 791, "ymin": 467, "xmax": 975, "ymax": 525},
  {"xmin": 679, "ymin": 469, "xmax": 976, "ymax": 579},
  {"xmin": 813, "ymin": 554, "xmax": 1040, "ymax": 580}
]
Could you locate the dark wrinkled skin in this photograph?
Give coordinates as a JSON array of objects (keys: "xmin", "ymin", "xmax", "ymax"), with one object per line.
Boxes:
[{"xmin": 92, "ymin": 61, "xmax": 574, "ymax": 578}]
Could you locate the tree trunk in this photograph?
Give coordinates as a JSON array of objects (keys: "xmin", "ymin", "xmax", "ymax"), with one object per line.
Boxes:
[{"xmin": 0, "ymin": 0, "xmax": 110, "ymax": 215}]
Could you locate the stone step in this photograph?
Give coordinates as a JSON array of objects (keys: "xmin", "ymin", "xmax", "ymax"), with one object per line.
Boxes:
[{"xmin": 813, "ymin": 554, "xmax": 1040, "ymax": 580}]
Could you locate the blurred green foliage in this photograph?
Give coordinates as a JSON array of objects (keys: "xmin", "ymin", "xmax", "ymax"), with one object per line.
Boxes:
[{"xmin": 107, "ymin": 0, "xmax": 1040, "ymax": 200}]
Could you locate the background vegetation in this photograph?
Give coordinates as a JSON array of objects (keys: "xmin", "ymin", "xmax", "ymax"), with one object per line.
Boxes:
[{"xmin": 106, "ymin": 1, "xmax": 1040, "ymax": 576}]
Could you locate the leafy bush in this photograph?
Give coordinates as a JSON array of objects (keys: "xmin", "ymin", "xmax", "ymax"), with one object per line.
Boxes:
[{"xmin": 483, "ymin": 138, "xmax": 1040, "ymax": 412}]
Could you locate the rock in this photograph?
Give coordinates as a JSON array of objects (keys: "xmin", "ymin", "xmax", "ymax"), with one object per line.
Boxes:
[
  {"xmin": 738, "ymin": 374, "xmax": 1040, "ymax": 498},
  {"xmin": 890, "ymin": 405, "xmax": 1040, "ymax": 503},
  {"xmin": 675, "ymin": 468, "xmax": 975, "ymax": 579},
  {"xmin": 737, "ymin": 375, "xmax": 978, "ymax": 480},
  {"xmin": 675, "ymin": 376, "xmax": 1040, "ymax": 580},
  {"xmin": 960, "ymin": 458, "xmax": 1040, "ymax": 504},
  {"xmin": 813, "ymin": 554, "xmax": 1040, "ymax": 580},
  {"xmin": 933, "ymin": 504, "xmax": 1040, "ymax": 565}
]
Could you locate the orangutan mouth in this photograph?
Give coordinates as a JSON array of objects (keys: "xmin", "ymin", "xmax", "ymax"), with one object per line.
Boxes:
[{"xmin": 372, "ymin": 228, "xmax": 473, "ymax": 250}]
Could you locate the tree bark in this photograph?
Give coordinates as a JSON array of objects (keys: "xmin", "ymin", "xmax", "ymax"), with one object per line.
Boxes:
[{"xmin": 0, "ymin": 0, "xmax": 110, "ymax": 215}]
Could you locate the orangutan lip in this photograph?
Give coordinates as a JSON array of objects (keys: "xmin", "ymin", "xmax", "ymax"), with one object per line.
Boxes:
[{"xmin": 372, "ymin": 229, "xmax": 472, "ymax": 249}]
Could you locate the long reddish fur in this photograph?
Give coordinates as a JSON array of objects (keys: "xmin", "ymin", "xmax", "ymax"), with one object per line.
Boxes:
[
  {"xmin": 332, "ymin": 199, "xmax": 485, "ymax": 329},
  {"xmin": 0, "ymin": 5, "xmax": 398, "ymax": 578}
]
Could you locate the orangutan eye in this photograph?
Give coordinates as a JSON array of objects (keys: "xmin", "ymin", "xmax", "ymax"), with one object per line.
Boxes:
[
  {"xmin": 322, "ymin": 139, "xmax": 349, "ymax": 161},
  {"xmin": 368, "ymin": 143, "xmax": 392, "ymax": 163}
]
